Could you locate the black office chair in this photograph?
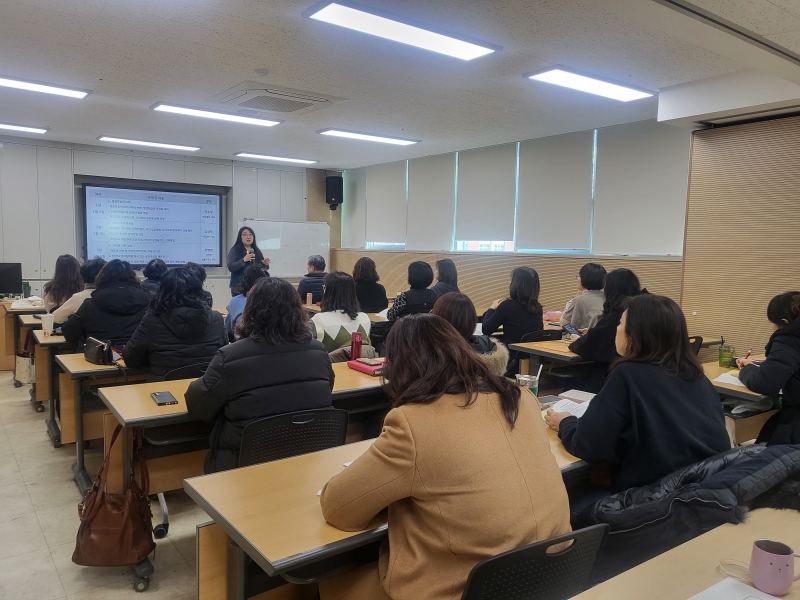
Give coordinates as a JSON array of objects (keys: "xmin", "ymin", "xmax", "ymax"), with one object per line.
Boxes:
[
  {"xmin": 145, "ymin": 362, "xmax": 212, "ymax": 538},
  {"xmin": 238, "ymin": 408, "xmax": 349, "ymax": 468},
  {"xmin": 461, "ymin": 524, "xmax": 609, "ymax": 600},
  {"xmin": 688, "ymin": 336, "xmax": 703, "ymax": 357}
]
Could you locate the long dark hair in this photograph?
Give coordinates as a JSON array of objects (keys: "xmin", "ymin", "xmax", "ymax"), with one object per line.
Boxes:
[
  {"xmin": 382, "ymin": 314, "xmax": 522, "ymax": 428},
  {"xmin": 231, "ymin": 226, "xmax": 263, "ymax": 261},
  {"xmin": 435, "ymin": 259, "xmax": 458, "ymax": 287},
  {"xmin": 237, "ymin": 277, "xmax": 311, "ymax": 344},
  {"xmin": 43, "ymin": 255, "xmax": 83, "ymax": 307},
  {"xmin": 321, "ymin": 271, "xmax": 361, "ymax": 319},
  {"xmin": 767, "ymin": 291, "xmax": 800, "ymax": 327},
  {"xmin": 151, "ymin": 268, "xmax": 205, "ymax": 314},
  {"xmin": 431, "ymin": 292, "xmax": 476, "ymax": 340},
  {"xmin": 510, "ymin": 267, "xmax": 541, "ymax": 313},
  {"xmin": 352, "ymin": 257, "xmax": 380, "ymax": 284},
  {"xmin": 603, "ymin": 268, "xmax": 641, "ymax": 315},
  {"xmin": 95, "ymin": 259, "xmax": 139, "ymax": 288},
  {"xmin": 614, "ymin": 294, "xmax": 703, "ymax": 380},
  {"xmin": 143, "ymin": 259, "xmax": 167, "ymax": 281}
]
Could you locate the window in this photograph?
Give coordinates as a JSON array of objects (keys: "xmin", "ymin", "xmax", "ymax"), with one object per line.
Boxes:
[
  {"xmin": 455, "ymin": 240, "xmax": 514, "ymax": 252},
  {"xmin": 365, "ymin": 242, "xmax": 406, "ymax": 250}
]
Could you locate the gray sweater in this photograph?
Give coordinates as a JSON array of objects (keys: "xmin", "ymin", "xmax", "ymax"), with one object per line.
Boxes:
[{"xmin": 561, "ymin": 289, "xmax": 604, "ymax": 330}]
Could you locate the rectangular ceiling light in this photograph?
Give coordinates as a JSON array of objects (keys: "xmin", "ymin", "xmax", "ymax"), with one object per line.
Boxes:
[
  {"xmin": 0, "ymin": 123, "xmax": 48, "ymax": 134},
  {"xmin": 0, "ymin": 75, "xmax": 89, "ymax": 99},
  {"xmin": 318, "ymin": 128, "xmax": 418, "ymax": 145},
  {"xmin": 153, "ymin": 103, "xmax": 281, "ymax": 127},
  {"xmin": 527, "ymin": 67, "xmax": 654, "ymax": 102},
  {"xmin": 98, "ymin": 136, "xmax": 200, "ymax": 152},
  {"xmin": 303, "ymin": 1, "xmax": 498, "ymax": 60},
  {"xmin": 235, "ymin": 153, "xmax": 318, "ymax": 164}
]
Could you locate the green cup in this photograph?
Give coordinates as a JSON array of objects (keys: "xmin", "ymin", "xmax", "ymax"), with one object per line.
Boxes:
[
  {"xmin": 515, "ymin": 374, "xmax": 539, "ymax": 397},
  {"xmin": 22, "ymin": 280, "xmax": 30, "ymax": 298},
  {"xmin": 719, "ymin": 346, "xmax": 735, "ymax": 368}
]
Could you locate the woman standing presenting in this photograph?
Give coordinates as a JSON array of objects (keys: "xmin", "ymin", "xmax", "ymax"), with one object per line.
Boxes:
[{"xmin": 227, "ymin": 226, "xmax": 270, "ymax": 296}]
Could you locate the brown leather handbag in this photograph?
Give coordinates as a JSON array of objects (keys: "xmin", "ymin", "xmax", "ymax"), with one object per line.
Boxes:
[{"xmin": 72, "ymin": 426, "xmax": 157, "ymax": 566}]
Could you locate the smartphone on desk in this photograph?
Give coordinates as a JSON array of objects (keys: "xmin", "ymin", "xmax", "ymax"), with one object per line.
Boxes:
[
  {"xmin": 33, "ymin": 314, "xmax": 42, "ymax": 319},
  {"xmin": 563, "ymin": 323, "xmax": 583, "ymax": 337},
  {"xmin": 151, "ymin": 391, "xmax": 178, "ymax": 406}
]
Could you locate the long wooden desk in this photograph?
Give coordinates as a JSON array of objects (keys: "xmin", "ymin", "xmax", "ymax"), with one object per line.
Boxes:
[
  {"xmin": 572, "ymin": 508, "xmax": 800, "ymax": 599},
  {"xmin": 185, "ymin": 426, "xmax": 582, "ymax": 598},
  {"xmin": 0, "ymin": 302, "xmax": 46, "ymax": 371},
  {"xmin": 55, "ymin": 353, "xmax": 149, "ymax": 493},
  {"xmin": 32, "ymin": 330, "xmax": 73, "ymax": 444}
]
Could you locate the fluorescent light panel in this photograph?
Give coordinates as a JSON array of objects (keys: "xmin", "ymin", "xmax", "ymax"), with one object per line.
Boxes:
[
  {"xmin": 527, "ymin": 68, "xmax": 653, "ymax": 102},
  {"xmin": 153, "ymin": 103, "xmax": 281, "ymax": 127},
  {"xmin": 0, "ymin": 123, "xmax": 48, "ymax": 134},
  {"xmin": 305, "ymin": 2, "xmax": 497, "ymax": 60},
  {"xmin": 0, "ymin": 76, "xmax": 89, "ymax": 99},
  {"xmin": 318, "ymin": 128, "xmax": 418, "ymax": 145},
  {"xmin": 236, "ymin": 153, "xmax": 317, "ymax": 164},
  {"xmin": 98, "ymin": 137, "xmax": 200, "ymax": 152}
]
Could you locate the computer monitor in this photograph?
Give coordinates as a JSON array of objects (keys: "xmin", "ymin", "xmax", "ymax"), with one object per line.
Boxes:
[{"xmin": 0, "ymin": 263, "xmax": 23, "ymax": 295}]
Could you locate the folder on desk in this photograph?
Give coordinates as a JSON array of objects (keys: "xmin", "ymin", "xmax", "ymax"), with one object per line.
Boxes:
[{"xmin": 347, "ymin": 360, "xmax": 383, "ymax": 377}]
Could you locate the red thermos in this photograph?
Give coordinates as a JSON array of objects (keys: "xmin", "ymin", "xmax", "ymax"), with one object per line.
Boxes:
[{"xmin": 350, "ymin": 332, "xmax": 362, "ymax": 360}]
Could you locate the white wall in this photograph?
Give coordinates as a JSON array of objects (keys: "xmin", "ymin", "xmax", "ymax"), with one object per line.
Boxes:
[{"xmin": 0, "ymin": 136, "xmax": 307, "ymax": 308}]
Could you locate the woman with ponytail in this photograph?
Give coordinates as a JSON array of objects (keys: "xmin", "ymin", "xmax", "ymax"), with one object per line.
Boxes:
[{"xmin": 738, "ymin": 291, "xmax": 800, "ymax": 445}]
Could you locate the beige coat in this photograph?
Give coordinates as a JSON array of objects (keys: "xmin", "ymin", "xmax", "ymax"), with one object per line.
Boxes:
[{"xmin": 319, "ymin": 390, "xmax": 571, "ymax": 600}]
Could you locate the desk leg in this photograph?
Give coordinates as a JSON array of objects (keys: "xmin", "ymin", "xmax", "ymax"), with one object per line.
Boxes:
[
  {"xmin": 227, "ymin": 540, "xmax": 247, "ymax": 600},
  {"xmin": 71, "ymin": 379, "xmax": 92, "ymax": 495},
  {"xmin": 45, "ymin": 350, "xmax": 61, "ymax": 447}
]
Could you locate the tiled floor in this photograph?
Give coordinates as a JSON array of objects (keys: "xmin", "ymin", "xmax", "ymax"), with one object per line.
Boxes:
[{"xmin": 0, "ymin": 372, "xmax": 208, "ymax": 599}]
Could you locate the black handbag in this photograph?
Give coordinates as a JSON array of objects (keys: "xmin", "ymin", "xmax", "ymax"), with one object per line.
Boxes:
[{"xmin": 84, "ymin": 337, "xmax": 129, "ymax": 365}]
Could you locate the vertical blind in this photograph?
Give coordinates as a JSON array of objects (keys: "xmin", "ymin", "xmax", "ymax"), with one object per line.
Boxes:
[
  {"xmin": 454, "ymin": 143, "xmax": 517, "ymax": 241},
  {"xmin": 406, "ymin": 153, "xmax": 456, "ymax": 251},
  {"xmin": 365, "ymin": 161, "xmax": 407, "ymax": 244},
  {"xmin": 516, "ymin": 131, "xmax": 594, "ymax": 250}
]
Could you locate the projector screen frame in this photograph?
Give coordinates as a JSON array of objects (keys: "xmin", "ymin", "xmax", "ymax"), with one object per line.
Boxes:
[{"xmin": 82, "ymin": 182, "xmax": 224, "ymax": 269}]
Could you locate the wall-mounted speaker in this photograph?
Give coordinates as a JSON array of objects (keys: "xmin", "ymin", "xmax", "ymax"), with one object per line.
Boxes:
[{"xmin": 326, "ymin": 176, "xmax": 343, "ymax": 210}]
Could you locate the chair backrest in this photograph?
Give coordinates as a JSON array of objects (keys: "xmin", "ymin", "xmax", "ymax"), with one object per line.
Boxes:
[
  {"xmin": 687, "ymin": 336, "xmax": 703, "ymax": 357},
  {"xmin": 238, "ymin": 409, "xmax": 349, "ymax": 468},
  {"xmin": 520, "ymin": 329, "xmax": 563, "ymax": 343},
  {"xmin": 461, "ymin": 524, "xmax": 609, "ymax": 600},
  {"xmin": 328, "ymin": 344, "xmax": 378, "ymax": 363},
  {"xmin": 163, "ymin": 362, "xmax": 210, "ymax": 381}
]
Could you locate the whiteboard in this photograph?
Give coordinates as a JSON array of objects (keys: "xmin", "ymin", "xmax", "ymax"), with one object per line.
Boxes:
[{"xmin": 241, "ymin": 219, "xmax": 330, "ymax": 278}]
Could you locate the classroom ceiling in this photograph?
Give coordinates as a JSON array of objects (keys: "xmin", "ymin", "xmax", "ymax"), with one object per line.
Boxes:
[
  {"xmin": 690, "ymin": 0, "xmax": 800, "ymax": 53},
  {"xmin": 0, "ymin": 0, "xmax": 783, "ymax": 169}
]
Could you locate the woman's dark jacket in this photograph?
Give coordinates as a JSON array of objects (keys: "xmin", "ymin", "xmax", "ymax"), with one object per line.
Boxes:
[
  {"xmin": 740, "ymin": 319, "xmax": 800, "ymax": 445},
  {"xmin": 185, "ymin": 337, "xmax": 335, "ymax": 473},
  {"xmin": 355, "ymin": 282, "xmax": 389, "ymax": 313},
  {"xmin": 430, "ymin": 281, "xmax": 459, "ymax": 298},
  {"xmin": 122, "ymin": 304, "xmax": 226, "ymax": 379},
  {"xmin": 567, "ymin": 309, "xmax": 623, "ymax": 393},
  {"xmin": 62, "ymin": 282, "xmax": 150, "ymax": 350},
  {"xmin": 227, "ymin": 246, "xmax": 264, "ymax": 290}
]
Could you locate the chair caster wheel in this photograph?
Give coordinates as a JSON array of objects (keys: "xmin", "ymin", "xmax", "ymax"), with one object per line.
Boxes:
[
  {"xmin": 134, "ymin": 577, "xmax": 149, "ymax": 592},
  {"xmin": 35, "ymin": 404, "xmax": 45, "ymax": 412},
  {"xmin": 14, "ymin": 381, "xmax": 22, "ymax": 388},
  {"xmin": 153, "ymin": 524, "xmax": 168, "ymax": 539}
]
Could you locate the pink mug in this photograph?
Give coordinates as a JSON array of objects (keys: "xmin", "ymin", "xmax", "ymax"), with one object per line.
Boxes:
[{"xmin": 750, "ymin": 539, "xmax": 800, "ymax": 596}]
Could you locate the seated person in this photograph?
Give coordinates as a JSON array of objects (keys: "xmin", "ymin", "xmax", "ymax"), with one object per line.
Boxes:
[
  {"xmin": 122, "ymin": 267, "xmax": 226, "ymax": 380},
  {"xmin": 53, "ymin": 258, "xmax": 106, "ymax": 326},
  {"xmin": 185, "ymin": 262, "xmax": 214, "ymax": 308},
  {"xmin": 546, "ymin": 294, "xmax": 731, "ymax": 496},
  {"xmin": 43, "ymin": 254, "xmax": 83, "ymax": 313},
  {"xmin": 481, "ymin": 267, "xmax": 543, "ymax": 345},
  {"xmin": 430, "ymin": 258, "xmax": 459, "ymax": 298},
  {"xmin": 352, "ymin": 257, "xmax": 388, "ymax": 313},
  {"xmin": 560, "ymin": 262, "xmax": 606, "ymax": 330},
  {"xmin": 140, "ymin": 258, "xmax": 167, "ymax": 297},
  {"xmin": 310, "ymin": 271, "xmax": 371, "ymax": 352},
  {"xmin": 186, "ymin": 277, "xmax": 334, "ymax": 473},
  {"xmin": 567, "ymin": 268, "xmax": 641, "ymax": 393},
  {"xmin": 298, "ymin": 254, "xmax": 327, "ymax": 304},
  {"xmin": 224, "ymin": 263, "xmax": 269, "ymax": 340},
  {"xmin": 318, "ymin": 314, "xmax": 571, "ymax": 600},
  {"xmin": 738, "ymin": 291, "xmax": 800, "ymax": 445},
  {"xmin": 62, "ymin": 259, "xmax": 150, "ymax": 350},
  {"xmin": 387, "ymin": 261, "xmax": 438, "ymax": 321},
  {"xmin": 431, "ymin": 292, "xmax": 508, "ymax": 376}
]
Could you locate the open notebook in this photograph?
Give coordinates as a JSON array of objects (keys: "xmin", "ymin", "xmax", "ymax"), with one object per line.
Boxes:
[{"xmin": 543, "ymin": 390, "xmax": 595, "ymax": 418}]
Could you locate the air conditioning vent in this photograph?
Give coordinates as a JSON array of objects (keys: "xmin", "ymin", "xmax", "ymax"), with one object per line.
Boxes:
[
  {"xmin": 239, "ymin": 96, "xmax": 314, "ymax": 113},
  {"xmin": 212, "ymin": 81, "xmax": 346, "ymax": 116}
]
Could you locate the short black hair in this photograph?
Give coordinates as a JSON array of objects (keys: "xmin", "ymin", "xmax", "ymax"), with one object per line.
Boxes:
[
  {"xmin": 185, "ymin": 262, "xmax": 207, "ymax": 283},
  {"xmin": 435, "ymin": 259, "xmax": 458, "ymax": 287},
  {"xmin": 95, "ymin": 259, "xmax": 138, "ymax": 288},
  {"xmin": 767, "ymin": 291, "xmax": 800, "ymax": 327},
  {"xmin": 152, "ymin": 267, "xmax": 205, "ymax": 315},
  {"xmin": 579, "ymin": 263, "xmax": 606, "ymax": 290},
  {"xmin": 352, "ymin": 257, "xmax": 379, "ymax": 284},
  {"xmin": 408, "ymin": 261, "xmax": 434, "ymax": 289},
  {"xmin": 81, "ymin": 258, "xmax": 106, "ymax": 285},
  {"xmin": 237, "ymin": 278, "xmax": 311, "ymax": 344},
  {"xmin": 143, "ymin": 259, "xmax": 168, "ymax": 280},
  {"xmin": 240, "ymin": 263, "xmax": 270, "ymax": 296},
  {"xmin": 308, "ymin": 255, "xmax": 326, "ymax": 271}
]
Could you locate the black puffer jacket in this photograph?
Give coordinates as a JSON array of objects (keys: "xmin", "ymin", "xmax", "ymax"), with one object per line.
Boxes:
[
  {"xmin": 185, "ymin": 337, "xmax": 335, "ymax": 473},
  {"xmin": 740, "ymin": 319, "xmax": 800, "ymax": 445},
  {"xmin": 140, "ymin": 278, "xmax": 160, "ymax": 297},
  {"xmin": 122, "ymin": 304, "xmax": 226, "ymax": 379},
  {"xmin": 62, "ymin": 282, "xmax": 151, "ymax": 350},
  {"xmin": 575, "ymin": 444, "xmax": 800, "ymax": 582}
]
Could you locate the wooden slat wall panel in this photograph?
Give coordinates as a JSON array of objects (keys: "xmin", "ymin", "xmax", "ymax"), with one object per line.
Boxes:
[
  {"xmin": 682, "ymin": 117, "xmax": 800, "ymax": 355},
  {"xmin": 332, "ymin": 249, "xmax": 682, "ymax": 313}
]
